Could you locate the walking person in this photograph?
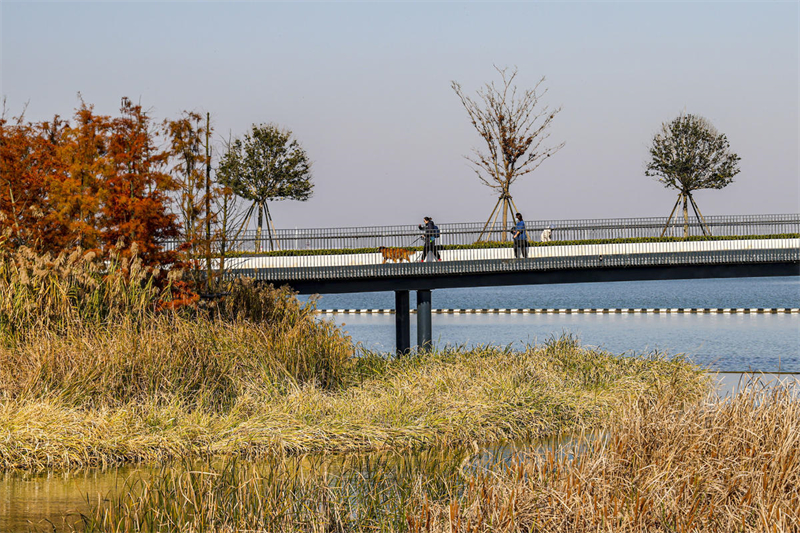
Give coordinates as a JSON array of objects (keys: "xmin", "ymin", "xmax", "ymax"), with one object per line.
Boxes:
[
  {"xmin": 418, "ymin": 216, "xmax": 441, "ymax": 262},
  {"xmin": 511, "ymin": 212, "xmax": 528, "ymax": 258}
]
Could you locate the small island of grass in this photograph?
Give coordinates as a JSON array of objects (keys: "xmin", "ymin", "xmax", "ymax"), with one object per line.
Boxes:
[{"xmin": 0, "ymin": 246, "xmax": 707, "ymax": 471}]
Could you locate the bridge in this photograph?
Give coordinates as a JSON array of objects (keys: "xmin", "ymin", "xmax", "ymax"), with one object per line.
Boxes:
[{"xmin": 172, "ymin": 214, "xmax": 800, "ymax": 354}]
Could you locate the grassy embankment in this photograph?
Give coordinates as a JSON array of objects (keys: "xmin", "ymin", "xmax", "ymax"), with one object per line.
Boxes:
[{"xmin": 0, "ymin": 246, "xmax": 708, "ymax": 471}]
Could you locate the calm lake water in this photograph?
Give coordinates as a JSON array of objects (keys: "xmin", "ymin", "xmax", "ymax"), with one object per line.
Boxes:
[
  {"xmin": 3, "ymin": 276, "xmax": 799, "ymax": 532},
  {"xmin": 305, "ymin": 276, "xmax": 800, "ymax": 372}
]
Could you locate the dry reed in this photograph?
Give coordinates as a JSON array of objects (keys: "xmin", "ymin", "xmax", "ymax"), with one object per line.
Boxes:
[
  {"xmin": 71, "ymin": 381, "xmax": 798, "ymax": 533},
  {"xmin": 0, "ymin": 247, "xmax": 708, "ymax": 473},
  {"xmin": 418, "ymin": 378, "xmax": 800, "ymax": 533}
]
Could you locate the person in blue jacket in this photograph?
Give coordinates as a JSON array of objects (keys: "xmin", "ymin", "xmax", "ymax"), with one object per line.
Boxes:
[
  {"xmin": 512, "ymin": 212, "xmax": 528, "ymax": 258},
  {"xmin": 418, "ymin": 216, "xmax": 441, "ymax": 261}
]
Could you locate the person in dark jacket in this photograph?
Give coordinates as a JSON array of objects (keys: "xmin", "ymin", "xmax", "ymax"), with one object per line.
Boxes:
[
  {"xmin": 418, "ymin": 216, "xmax": 441, "ymax": 262},
  {"xmin": 512, "ymin": 212, "xmax": 528, "ymax": 258}
]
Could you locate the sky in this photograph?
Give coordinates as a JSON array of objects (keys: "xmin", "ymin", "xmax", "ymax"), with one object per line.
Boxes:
[{"xmin": 1, "ymin": 1, "xmax": 798, "ymax": 229}]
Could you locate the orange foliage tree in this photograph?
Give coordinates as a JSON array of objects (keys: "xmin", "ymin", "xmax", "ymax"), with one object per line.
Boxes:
[
  {"xmin": 0, "ymin": 98, "xmax": 182, "ymax": 266},
  {"xmin": 49, "ymin": 100, "xmax": 109, "ymax": 250},
  {"xmin": 0, "ymin": 109, "xmax": 70, "ymax": 250},
  {"xmin": 101, "ymin": 97, "xmax": 180, "ymax": 265}
]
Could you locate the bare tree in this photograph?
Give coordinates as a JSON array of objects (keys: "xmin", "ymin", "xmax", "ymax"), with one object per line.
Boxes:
[
  {"xmin": 646, "ymin": 113, "xmax": 741, "ymax": 238},
  {"xmin": 452, "ymin": 67, "xmax": 564, "ymax": 240}
]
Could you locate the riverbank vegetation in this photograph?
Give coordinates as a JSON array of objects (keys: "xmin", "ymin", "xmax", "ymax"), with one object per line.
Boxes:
[
  {"xmin": 432, "ymin": 380, "xmax": 800, "ymax": 532},
  {"xmin": 73, "ymin": 379, "xmax": 797, "ymax": 533},
  {"xmin": 0, "ymin": 246, "xmax": 707, "ymax": 471}
]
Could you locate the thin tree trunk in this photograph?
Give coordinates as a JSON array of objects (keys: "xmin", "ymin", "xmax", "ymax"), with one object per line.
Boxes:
[
  {"xmin": 219, "ymin": 194, "xmax": 230, "ymax": 276},
  {"xmin": 478, "ymin": 196, "xmax": 503, "ymax": 242},
  {"xmin": 682, "ymin": 192, "xmax": 689, "ymax": 238},
  {"xmin": 689, "ymin": 194, "xmax": 712, "ymax": 236},
  {"xmin": 490, "ymin": 199, "xmax": 503, "ymax": 241},
  {"xmin": 501, "ymin": 195, "xmax": 508, "ymax": 242},
  {"xmin": 509, "ymin": 196, "xmax": 520, "ymax": 219},
  {"xmin": 256, "ymin": 203, "xmax": 263, "ymax": 253},
  {"xmin": 263, "ymin": 201, "xmax": 277, "ymax": 251}
]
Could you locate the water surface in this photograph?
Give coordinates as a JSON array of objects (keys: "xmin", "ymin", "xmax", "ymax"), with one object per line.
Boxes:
[{"xmin": 307, "ymin": 277, "xmax": 800, "ymax": 372}]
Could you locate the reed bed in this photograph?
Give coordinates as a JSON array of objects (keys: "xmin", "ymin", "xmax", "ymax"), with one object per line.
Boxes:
[
  {"xmin": 1, "ymin": 247, "xmax": 707, "ymax": 472},
  {"xmin": 0, "ymin": 244, "xmax": 151, "ymax": 336},
  {"xmin": 70, "ymin": 380, "xmax": 797, "ymax": 533},
  {"xmin": 74, "ymin": 448, "xmax": 468, "ymax": 533},
  {"xmin": 419, "ymin": 379, "xmax": 800, "ymax": 533},
  {"xmin": 0, "ymin": 337, "xmax": 705, "ymax": 471}
]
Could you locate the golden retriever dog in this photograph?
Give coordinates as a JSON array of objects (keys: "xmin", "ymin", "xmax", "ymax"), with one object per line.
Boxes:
[{"xmin": 378, "ymin": 246, "xmax": 412, "ymax": 263}]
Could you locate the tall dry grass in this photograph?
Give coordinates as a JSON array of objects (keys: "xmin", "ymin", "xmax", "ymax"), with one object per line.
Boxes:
[
  {"xmin": 0, "ymin": 338, "xmax": 705, "ymax": 471},
  {"xmin": 71, "ymin": 381, "xmax": 798, "ymax": 533},
  {"xmin": 0, "ymin": 247, "xmax": 708, "ymax": 473},
  {"xmin": 419, "ymin": 379, "xmax": 800, "ymax": 533},
  {"xmin": 0, "ymin": 243, "xmax": 162, "ymax": 336},
  {"xmin": 0, "ymin": 245, "xmax": 353, "ymax": 406},
  {"xmin": 75, "ymin": 448, "xmax": 468, "ymax": 533}
]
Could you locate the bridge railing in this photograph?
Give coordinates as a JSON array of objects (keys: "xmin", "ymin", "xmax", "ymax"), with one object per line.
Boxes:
[
  {"xmin": 219, "ymin": 238, "xmax": 800, "ymax": 281},
  {"xmin": 230, "ymin": 245, "xmax": 800, "ymax": 284},
  {"xmin": 162, "ymin": 213, "xmax": 800, "ymax": 259}
]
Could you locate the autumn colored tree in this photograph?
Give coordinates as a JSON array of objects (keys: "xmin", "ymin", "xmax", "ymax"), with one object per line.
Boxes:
[
  {"xmin": 0, "ymin": 98, "xmax": 225, "ymax": 270},
  {"xmin": 47, "ymin": 100, "xmax": 110, "ymax": 250},
  {"xmin": 101, "ymin": 97, "xmax": 180, "ymax": 264},
  {"xmin": 0, "ymin": 107, "xmax": 66, "ymax": 250}
]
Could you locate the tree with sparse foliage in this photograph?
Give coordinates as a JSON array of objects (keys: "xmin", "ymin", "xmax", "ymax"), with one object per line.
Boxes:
[
  {"xmin": 646, "ymin": 113, "xmax": 741, "ymax": 238},
  {"xmin": 216, "ymin": 124, "xmax": 312, "ymax": 251},
  {"xmin": 452, "ymin": 67, "xmax": 564, "ymax": 240},
  {"xmin": 164, "ymin": 111, "xmax": 210, "ymax": 254}
]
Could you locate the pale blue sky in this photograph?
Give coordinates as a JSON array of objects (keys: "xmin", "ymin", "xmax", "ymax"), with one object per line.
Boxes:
[{"xmin": 2, "ymin": 1, "xmax": 798, "ymax": 228}]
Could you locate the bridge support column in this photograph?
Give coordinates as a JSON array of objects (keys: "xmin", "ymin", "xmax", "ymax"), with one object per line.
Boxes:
[
  {"xmin": 395, "ymin": 290, "xmax": 411, "ymax": 356},
  {"xmin": 417, "ymin": 289, "xmax": 432, "ymax": 352}
]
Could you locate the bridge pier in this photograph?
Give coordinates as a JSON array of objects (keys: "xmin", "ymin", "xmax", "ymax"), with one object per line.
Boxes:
[
  {"xmin": 417, "ymin": 289, "xmax": 432, "ymax": 352},
  {"xmin": 395, "ymin": 290, "xmax": 411, "ymax": 355}
]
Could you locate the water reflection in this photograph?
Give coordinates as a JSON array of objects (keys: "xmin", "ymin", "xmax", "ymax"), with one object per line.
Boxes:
[{"xmin": 0, "ymin": 467, "xmax": 137, "ymax": 533}]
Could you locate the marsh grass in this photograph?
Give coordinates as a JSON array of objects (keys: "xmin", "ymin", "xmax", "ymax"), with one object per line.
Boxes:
[
  {"xmin": 0, "ymin": 247, "xmax": 354, "ymax": 410},
  {"xmin": 0, "ymin": 335, "xmax": 705, "ymax": 471},
  {"xmin": 70, "ymin": 380, "xmax": 797, "ymax": 533},
  {"xmin": 0, "ymin": 244, "xmax": 162, "ymax": 336},
  {"xmin": 420, "ymin": 378, "xmax": 800, "ymax": 533},
  {"xmin": 1, "ymin": 247, "xmax": 707, "ymax": 472},
  {"xmin": 74, "ymin": 448, "xmax": 469, "ymax": 533}
]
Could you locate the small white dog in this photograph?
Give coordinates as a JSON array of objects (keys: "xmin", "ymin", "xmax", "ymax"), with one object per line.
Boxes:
[{"xmin": 540, "ymin": 227, "xmax": 552, "ymax": 242}]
